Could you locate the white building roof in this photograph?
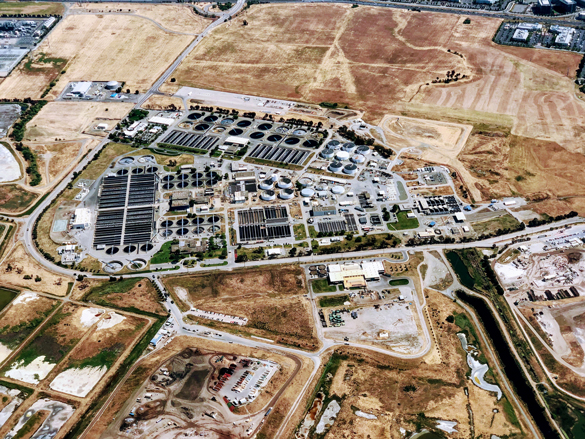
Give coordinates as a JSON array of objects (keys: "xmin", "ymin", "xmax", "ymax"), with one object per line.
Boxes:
[
  {"xmin": 72, "ymin": 208, "xmax": 91, "ymax": 226},
  {"xmin": 512, "ymin": 29, "xmax": 529, "ymax": 41},
  {"xmin": 225, "ymin": 136, "xmax": 248, "ymax": 145},
  {"xmin": 455, "ymin": 212, "xmax": 466, "ymax": 221},
  {"xmin": 72, "ymin": 81, "xmax": 92, "ymax": 95},
  {"xmin": 148, "ymin": 116, "xmax": 175, "ymax": 125}
]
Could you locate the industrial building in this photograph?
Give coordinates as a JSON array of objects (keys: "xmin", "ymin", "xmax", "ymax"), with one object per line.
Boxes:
[
  {"xmin": 551, "ymin": 25, "xmax": 575, "ymax": 46},
  {"xmin": 71, "ymin": 81, "xmax": 92, "ymax": 98},
  {"xmin": 512, "ymin": 29, "xmax": 529, "ymax": 42},
  {"xmin": 312, "ymin": 205, "xmax": 336, "ymax": 216},
  {"xmin": 71, "ymin": 208, "xmax": 91, "ymax": 230},
  {"xmin": 327, "ymin": 261, "xmax": 385, "ymax": 288},
  {"xmin": 416, "ymin": 195, "xmax": 461, "ymax": 216}
]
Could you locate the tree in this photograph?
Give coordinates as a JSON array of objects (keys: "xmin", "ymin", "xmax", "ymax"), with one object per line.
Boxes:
[{"xmin": 289, "ymin": 247, "xmax": 297, "ymax": 257}]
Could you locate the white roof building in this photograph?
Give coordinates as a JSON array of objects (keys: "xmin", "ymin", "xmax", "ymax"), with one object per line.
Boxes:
[
  {"xmin": 454, "ymin": 212, "xmax": 466, "ymax": 222},
  {"xmin": 512, "ymin": 29, "xmax": 529, "ymax": 42},
  {"xmin": 148, "ymin": 116, "xmax": 175, "ymax": 126},
  {"xmin": 328, "ymin": 261, "xmax": 384, "ymax": 284},
  {"xmin": 71, "ymin": 208, "xmax": 91, "ymax": 229},
  {"xmin": 225, "ymin": 136, "xmax": 248, "ymax": 146},
  {"xmin": 71, "ymin": 81, "xmax": 92, "ymax": 97},
  {"xmin": 517, "ymin": 23, "xmax": 542, "ymax": 31}
]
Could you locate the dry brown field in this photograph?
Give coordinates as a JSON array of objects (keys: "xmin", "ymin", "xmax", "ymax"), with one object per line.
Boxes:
[
  {"xmin": 25, "ymin": 140, "xmax": 85, "ymax": 185},
  {"xmin": 0, "ymin": 185, "xmax": 38, "ymax": 214},
  {"xmin": 0, "ymin": 14, "xmax": 194, "ymax": 100},
  {"xmin": 164, "ymin": 266, "xmax": 320, "ymax": 350},
  {"xmin": 24, "ymin": 102, "xmax": 132, "ymax": 143},
  {"xmin": 0, "ymin": 244, "xmax": 73, "ymax": 296},
  {"xmin": 311, "ymin": 290, "xmax": 523, "ymax": 438},
  {"xmin": 69, "ymin": 3, "xmax": 212, "ymax": 34}
]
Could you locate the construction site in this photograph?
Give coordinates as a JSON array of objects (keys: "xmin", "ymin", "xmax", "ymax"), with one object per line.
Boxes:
[{"xmin": 105, "ymin": 348, "xmax": 283, "ymax": 439}]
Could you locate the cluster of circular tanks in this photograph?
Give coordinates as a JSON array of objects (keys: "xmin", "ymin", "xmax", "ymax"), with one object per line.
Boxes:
[
  {"xmin": 298, "ymin": 179, "xmax": 347, "ymax": 198},
  {"xmin": 185, "ymin": 113, "xmax": 320, "ymax": 147},
  {"xmin": 321, "ymin": 141, "xmax": 371, "ymax": 175},
  {"xmin": 260, "ymin": 174, "xmax": 295, "ymax": 200},
  {"xmin": 158, "ymin": 216, "xmax": 221, "ymax": 237},
  {"xmin": 161, "ymin": 170, "xmax": 220, "ymax": 190}
]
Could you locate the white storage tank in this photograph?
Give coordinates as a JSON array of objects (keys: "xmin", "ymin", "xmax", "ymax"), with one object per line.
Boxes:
[
  {"xmin": 277, "ymin": 177, "xmax": 292, "ymax": 189},
  {"xmin": 259, "ymin": 179, "xmax": 274, "ymax": 190},
  {"xmin": 351, "ymin": 154, "xmax": 366, "ymax": 164},
  {"xmin": 261, "ymin": 190, "xmax": 276, "ymax": 201},
  {"xmin": 105, "ymin": 80, "xmax": 119, "ymax": 90},
  {"xmin": 331, "ymin": 185, "xmax": 345, "ymax": 195},
  {"xmin": 298, "ymin": 177, "xmax": 313, "ymax": 187},
  {"xmin": 279, "ymin": 188, "xmax": 294, "ymax": 200},
  {"xmin": 320, "ymin": 148, "xmax": 335, "ymax": 159},
  {"xmin": 300, "ymin": 188, "xmax": 315, "ymax": 197},
  {"xmin": 335, "ymin": 151, "xmax": 350, "ymax": 161},
  {"xmin": 270, "ymin": 173, "xmax": 279, "ymax": 182},
  {"xmin": 343, "ymin": 164, "xmax": 358, "ymax": 175},
  {"xmin": 329, "ymin": 161, "xmax": 343, "ymax": 173}
]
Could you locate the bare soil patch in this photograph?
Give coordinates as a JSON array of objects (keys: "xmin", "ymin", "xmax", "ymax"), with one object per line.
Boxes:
[
  {"xmin": 83, "ymin": 278, "xmax": 167, "ymax": 316},
  {"xmin": 0, "ymin": 244, "xmax": 73, "ymax": 296},
  {"xmin": 26, "ymin": 141, "xmax": 83, "ymax": 184},
  {"xmin": 0, "ymin": 185, "xmax": 38, "ymax": 214},
  {"xmin": 142, "ymin": 95, "xmax": 184, "ymax": 111}
]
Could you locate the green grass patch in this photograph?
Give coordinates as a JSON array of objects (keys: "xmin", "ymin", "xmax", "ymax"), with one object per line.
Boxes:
[
  {"xmin": 151, "ymin": 241, "xmax": 177, "ymax": 265},
  {"xmin": 0, "ymin": 224, "xmax": 14, "ymax": 257},
  {"xmin": 501, "ymin": 397, "xmax": 521, "ymax": 429},
  {"xmin": 311, "ymin": 279, "xmax": 337, "ymax": 294},
  {"xmin": 319, "ymin": 294, "xmax": 349, "ymax": 308},
  {"xmin": 0, "ymin": 288, "xmax": 17, "ymax": 312},
  {"xmin": 386, "ymin": 211, "xmax": 419, "ymax": 231},
  {"xmin": 293, "ymin": 224, "xmax": 307, "ymax": 240},
  {"xmin": 388, "ymin": 278, "xmax": 409, "ymax": 286},
  {"xmin": 69, "ymin": 344, "xmax": 124, "ymax": 370},
  {"xmin": 452, "ymin": 312, "xmax": 480, "ymax": 346},
  {"xmin": 308, "ymin": 226, "xmax": 317, "ymax": 238}
]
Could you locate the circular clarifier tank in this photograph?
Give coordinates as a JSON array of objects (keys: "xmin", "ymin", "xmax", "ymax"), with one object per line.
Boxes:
[
  {"xmin": 329, "ymin": 161, "xmax": 343, "ymax": 172},
  {"xmin": 160, "ymin": 229, "xmax": 173, "ymax": 237},
  {"xmin": 206, "ymin": 171, "xmax": 219, "ymax": 179},
  {"xmin": 192, "ymin": 180, "xmax": 204, "ymax": 187},
  {"xmin": 177, "ymin": 181, "xmax": 188, "ymax": 189},
  {"xmin": 206, "ymin": 179, "xmax": 218, "ymax": 187},
  {"xmin": 162, "ymin": 183, "xmax": 174, "ymax": 190},
  {"xmin": 103, "ymin": 261, "xmax": 123, "ymax": 273},
  {"xmin": 131, "ymin": 168, "xmax": 144, "ymax": 174},
  {"xmin": 187, "ymin": 112, "xmax": 203, "ymax": 120},
  {"xmin": 177, "ymin": 228, "xmax": 189, "ymax": 236},
  {"xmin": 178, "ymin": 173, "xmax": 189, "ymax": 181},
  {"xmin": 209, "ymin": 225, "xmax": 220, "ymax": 233},
  {"xmin": 177, "ymin": 218, "xmax": 189, "ymax": 226},
  {"xmin": 140, "ymin": 243, "xmax": 154, "ymax": 252},
  {"xmin": 163, "ymin": 175, "xmax": 174, "ymax": 182},
  {"xmin": 117, "ymin": 169, "xmax": 128, "ymax": 176},
  {"xmin": 237, "ymin": 120, "xmax": 252, "ymax": 127},
  {"xmin": 129, "ymin": 259, "xmax": 147, "ymax": 270},
  {"xmin": 194, "ymin": 227, "xmax": 205, "ymax": 234},
  {"xmin": 250, "ymin": 131, "xmax": 264, "ymax": 139},
  {"xmin": 194, "ymin": 123, "xmax": 209, "ymax": 131},
  {"xmin": 105, "ymin": 246, "xmax": 119, "ymax": 255},
  {"xmin": 208, "ymin": 215, "xmax": 221, "ymax": 223},
  {"xmin": 284, "ymin": 137, "xmax": 300, "ymax": 145},
  {"xmin": 267, "ymin": 134, "xmax": 282, "ymax": 142},
  {"xmin": 191, "ymin": 171, "xmax": 204, "ymax": 179},
  {"xmin": 204, "ymin": 115, "xmax": 218, "ymax": 122},
  {"xmin": 258, "ymin": 123, "xmax": 272, "ymax": 131},
  {"xmin": 303, "ymin": 139, "xmax": 318, "ymax": 148},
  {"xmin": 146, "ymin": 166, "xmax": 158, "ymax": 173},
  {"xmin": 123, "ymin": 245, "xmax": 137, "ymax": 254},
  {"xmin": 192, "ymin": 217, "xmax": 204, "ymax": 225},
  {"xmin": 161, "ymin": 220, "xmax": 173, "ymax": 228},
  {"xmin": 118, "ymin": 157, "xmax": 134, "ymax": 165},
  {"xmin": 300, "ymin": 188, "xmax": 315, "ymax": 197},
  {"xmin": 221, "ymin": 118, "xmax": 234, "ymax": 125},
  {"xmin": 277, "ymin": 177, "xmax": 292, "ymax": 189},
  {"xmin": 228, "ymin": 128, "xmax": 243, "ymax": 136},
  {"xmin": 327, "ymin": 140, "xmax": 340, "ymax": 148},
  {"xmin": 321, "ymin": 148, "xmax": 334, "ymax": 159},
  {"xmin": 343, "ymin": 163, "xmax": 358, "ymax": 175},
  {"xmin": 293, "ymin": 129, "xmax": 307, "ymax": 136},
  {"xmin": 335, "ymin": 151, "xmax": 350, "ymax": 161},
  {"xmin": 279, "ymin": 188, "xmax": 294, "ymax": 199}
]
